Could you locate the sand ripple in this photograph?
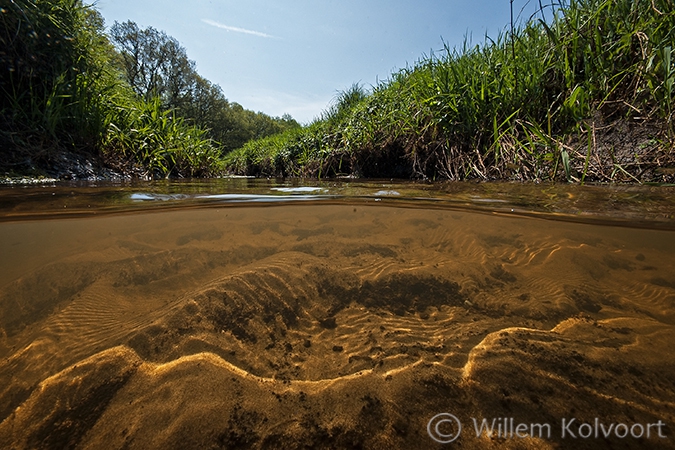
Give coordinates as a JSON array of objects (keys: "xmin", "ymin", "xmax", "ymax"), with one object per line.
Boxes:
[{"xmin": 1, "ymin": 205, "xmax": 674, "ymax": 449}]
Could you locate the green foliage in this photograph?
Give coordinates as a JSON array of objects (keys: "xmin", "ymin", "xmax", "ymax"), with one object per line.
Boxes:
[
  {"xmin": 215, "ymin": 102, "xmax": 301, "ymax": 153},
  {"xmin": 0, "ymin": 0, "xmax": 116, "ymax": 147},
  {"xmin": 110, "ymin": 20, "xmax": 196, "ymax": 108},
  {"xmin": 226, "ymin": 0, "xmax": 675, "ymax": 182},
  {"xmin": 225, "ymin": 121, "xmax": 343, "ymax": 178},
  {"xmin": 103, "ymin": 97, "xmax": 223, "ymax": 178},
  {"xmin": 321, "ymin": 83, "xmax": 369, "ymax": 125}
]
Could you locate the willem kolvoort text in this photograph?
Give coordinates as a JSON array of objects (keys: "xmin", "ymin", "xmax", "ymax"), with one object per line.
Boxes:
[{"xmin": 472, "ymin": 417, "xmax": 667, "ymax": 440}]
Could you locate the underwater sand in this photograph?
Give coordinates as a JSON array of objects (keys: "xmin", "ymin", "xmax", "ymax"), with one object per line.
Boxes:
[{"xmin": 0, "ymin": 204, "xmax": 674, "ymax": 449}]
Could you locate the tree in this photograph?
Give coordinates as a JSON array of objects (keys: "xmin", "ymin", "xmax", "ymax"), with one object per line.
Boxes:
[{"xmin": 110, "ymin": 20, "xmax": 195, "ymax": 108}]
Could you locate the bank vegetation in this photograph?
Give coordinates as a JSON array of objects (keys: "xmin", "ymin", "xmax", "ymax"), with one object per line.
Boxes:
[{"xmin": 226, "ymin": 0, "xmax": 675, "ymax": 183}]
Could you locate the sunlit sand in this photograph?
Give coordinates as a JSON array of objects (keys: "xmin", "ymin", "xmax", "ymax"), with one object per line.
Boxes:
[{"xmin": 1, "ymin": 204, "xmax": 673, "ymax": 448}]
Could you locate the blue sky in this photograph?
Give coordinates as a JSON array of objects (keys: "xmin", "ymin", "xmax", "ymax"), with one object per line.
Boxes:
[{"xmin": 91, "ymin": 0, "xmax": 554, "ymax": 123}]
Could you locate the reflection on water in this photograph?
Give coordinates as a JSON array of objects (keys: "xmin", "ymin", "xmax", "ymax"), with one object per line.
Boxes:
[{"xmin": 0, "ymin": 181, "xmax": 674, "ymax": 449}]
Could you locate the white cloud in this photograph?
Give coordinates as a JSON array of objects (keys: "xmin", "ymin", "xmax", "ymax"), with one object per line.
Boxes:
[{"xmin": 202, "ymin": 19, "xmax": 278, "ymax": 39}]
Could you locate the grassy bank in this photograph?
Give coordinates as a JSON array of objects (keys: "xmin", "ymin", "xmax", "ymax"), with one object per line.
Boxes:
[{"xmin": 225, "ymin": 0, "xmax": 675, "ymax": 182}]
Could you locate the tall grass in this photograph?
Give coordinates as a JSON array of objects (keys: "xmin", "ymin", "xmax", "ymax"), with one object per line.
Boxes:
[
  {"xmin": 1, "ymin": 1, "xmax": 110, "ymax": 145},
  {"xmin": 103, "ymin": 97, "xmax": 223, "ymax": 178},
  {"xmin": 225, "ymin": 0, "xmax": 675, "ymax": 182}
]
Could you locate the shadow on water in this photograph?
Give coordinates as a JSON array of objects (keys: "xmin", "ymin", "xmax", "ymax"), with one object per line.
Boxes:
[{"xmin": 0, "ymin": 179, "xmax": 674, "ymax": 449}]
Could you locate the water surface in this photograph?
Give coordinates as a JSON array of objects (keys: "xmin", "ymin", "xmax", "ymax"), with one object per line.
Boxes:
[{"xmin": 0, "ymin": 180, "xmax": 674, "ymax": 449}]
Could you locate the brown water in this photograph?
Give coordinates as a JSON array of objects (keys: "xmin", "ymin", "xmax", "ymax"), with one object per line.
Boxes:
[{"xmin": 0, "ymin": 180, "xmax": 674, "ymax": 449}]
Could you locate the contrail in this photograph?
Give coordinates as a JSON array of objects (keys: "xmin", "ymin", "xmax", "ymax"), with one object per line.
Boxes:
[{"xmin": 202, "ymin": 19, "xmax": 278, "ymax": 39}]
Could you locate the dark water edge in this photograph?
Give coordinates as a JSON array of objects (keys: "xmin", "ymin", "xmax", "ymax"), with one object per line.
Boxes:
[{"xmin": 0, "ymin": 180, "xmax": 674, "ymax": 449}]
